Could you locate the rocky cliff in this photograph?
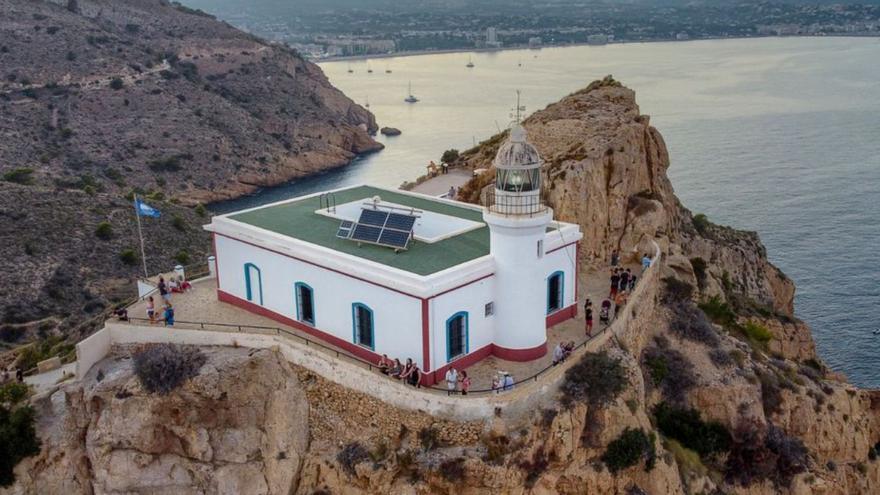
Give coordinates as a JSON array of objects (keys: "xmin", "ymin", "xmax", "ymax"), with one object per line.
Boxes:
[
  {"xmin": 6, "ymin": 77, "xmax": 880, "ymax": 494},
  {"xmin": 0, "ymin": 0, "xmax": 380, "ymax": 345}
]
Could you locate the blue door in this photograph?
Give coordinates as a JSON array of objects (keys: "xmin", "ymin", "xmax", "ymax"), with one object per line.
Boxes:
[
  {"xmin": 547, "ymin": 271, "xmax": 563, "ymax": 314},
  {"xmin": 244, "ymin": 263, "xmax": 262, "ymax": 305}
]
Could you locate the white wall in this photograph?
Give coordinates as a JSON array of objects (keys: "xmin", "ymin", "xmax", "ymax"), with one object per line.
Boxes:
[
  {"xmin": 215, "ymin": 235, "xmax": 424, "ymax": 367},
  {"xmin": 429, "ymin": 276, "xmax": 496, "ymax": 368}
]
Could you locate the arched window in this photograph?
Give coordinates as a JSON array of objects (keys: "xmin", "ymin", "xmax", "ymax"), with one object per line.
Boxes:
[
  {"xmin": 446, "ymin": 312, "xmax": 468, "ymax": 362},
  {"xmin": 294, "ymin": 282, "xmax": 315, "ymax": 326},
  {"xmin": 244, "ymin": 263, "xmax": 262, "ymax": 305},
  {"xmin": 547, "ymin": 271, "xmax": 564, "ymax": 314},
  {"xmin": 352, "ymin": 303, "xmax": 374, "ymax": 350}
]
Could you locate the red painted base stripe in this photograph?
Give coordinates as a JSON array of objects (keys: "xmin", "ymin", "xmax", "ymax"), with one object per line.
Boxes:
[
  {"xmin": 546, "ymin": 303, "xmax": 577, "ymax": 328},
  {"xmin": 492, "ymin": 342, "xmax": 548, "ymax": 362}
]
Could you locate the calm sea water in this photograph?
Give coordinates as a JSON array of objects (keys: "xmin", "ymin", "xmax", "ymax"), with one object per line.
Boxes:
[{"xmin": 213, "ymin": 37, "xmax": 880, "ymax": 388}]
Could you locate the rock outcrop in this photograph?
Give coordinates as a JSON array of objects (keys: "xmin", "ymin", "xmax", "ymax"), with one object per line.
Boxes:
[{"xmin": 5, "ymin": 347, "xmax": 309, "ymax": 495}]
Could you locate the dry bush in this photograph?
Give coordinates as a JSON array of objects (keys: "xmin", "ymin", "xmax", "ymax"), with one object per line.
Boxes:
[
  {"xmin": 132, "ymin": 344, "xmax": 206, "ymax": 395},
  {"xmin": 336, "ymin": 442, "xmax": 370, "ymax": 476}
]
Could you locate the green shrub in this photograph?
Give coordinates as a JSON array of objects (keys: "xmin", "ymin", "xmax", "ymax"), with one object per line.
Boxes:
[
  {"xmin": 14, "ymin": 336, "xmax": 74, "ymax": 371},
  {"xmin": 0, "ymin": 403, "xmax": 41, "ymax": 487},
  {"xmin": 109, "ymin": 77, "xmax": 124, "ymax": 90},
  {"xmin": 132, "ymin": 344, "xmax": 206, "ymax": 395},
  {"xmin": 194, "ymin": 203, "xmax": 207, "ymax": 217},
  {"xmin": 698, "ymin": 296, "xmax": 736, "ymax": 327},
  {"xmin": 742, "ymin": 321, "xmax": 773, "ymax": 347},
  {"xmin": 642, "ymin": 345, "xmax": 695, "ymax": 404},
  {"xmin": 601, "ymin": 428, "xmax": 655, "ymax": 473},
  {"xmin": 119, "ymin": 249, "xmax": 138, "ymax": 265},
  {"xmin": 171, "ymin": 215, "xmax": 186, "ymax": 232},
  {"xmin": 559, "ymin": 351, "xmax": 626, "ymax": 409},
  {"xmin": 174, "ymin": 249, "xmax": 190, "ymax": 264},
  {"xmin": 662, "ymin": 277, "xmax": 693, "ymax": 302},
  {"xmin": 692, "ymin": 213, "xmax": 712, "ymax": 235},
  {"xmin": 148, "ymin": 155, "xmax": 184, "ymax": 172},
  {"xmin": 2, "ymin": 168, "xmax": 34, "ymax": 185},
  {"xmin": 653, "ymin": 402, "xmax": 731, "ymax": 458},
  {"xmin": 668, "ymin": 300, "xmax": 719, "ymax": 345},
  {"xmin": 689, "ymin": 257, "xmax": 707, "ymax": 286},
  {"xmin": 94, "ymin": 221, "xmax": 112, "ymax": 240},
  {"xmin": 0, "ymin": 383, "xmax": 29, "ymax": 405},
  {"xmin": 441, "ymin": 149, "xmax": 460, "ymax": 163},
  {"xmin": 666, "ymin": 439, "xmax": 707, "ymax": 480}
]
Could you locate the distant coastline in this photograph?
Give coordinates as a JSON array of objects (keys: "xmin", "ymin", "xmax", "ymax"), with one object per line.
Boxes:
[{"xmin": 314, "ymin": 34, "xmax": 879, "ymax": 63}]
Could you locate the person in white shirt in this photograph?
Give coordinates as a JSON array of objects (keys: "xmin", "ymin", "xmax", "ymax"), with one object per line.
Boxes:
[
  {"xmin": 445, "ymin": 367, "xmax": 458, "ymax": 395},
  {"xmin": 503, "ymin": 373, "xmax": 515, "ymax": 391},
  {"xmin": 552, "ymin": 343, "xmax": 565, "ymax": 365}
]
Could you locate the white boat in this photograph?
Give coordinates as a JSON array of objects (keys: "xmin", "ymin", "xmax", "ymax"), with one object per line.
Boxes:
[
  {"xmin": 466, "ymin": 56, "xmax": 474, "ymax": 68},
  {"xmin": 404, "ymin": 82, "xmax": 419, "ymax": 103}
]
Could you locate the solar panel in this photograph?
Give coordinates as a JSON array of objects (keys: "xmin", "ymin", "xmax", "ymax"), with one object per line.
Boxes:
[
  {"xmin": 378, "ymin": 229, "xmax": 410, "ymax": 248},
  {"xmin": 351, "ymin": 224, "xmax": 382, "ymax": 243},
  {"xmin": 385, "ymin": 212, "xmax": 416, "ymax": 232},
  {"xmin": 336, "ymin": 220, "xmax": 354, "ymax": 239},
  {"xmin": 359, "ymin": 209, "xmax": 389, "ymax": 227}
]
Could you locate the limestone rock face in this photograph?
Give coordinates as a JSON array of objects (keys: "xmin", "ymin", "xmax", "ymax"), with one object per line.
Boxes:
[{"xmin": 4, "ymin": 347, "xmax": 309, "ymax": 495}]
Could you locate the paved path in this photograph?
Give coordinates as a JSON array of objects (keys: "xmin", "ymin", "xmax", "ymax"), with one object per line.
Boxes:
[
  {"xmin": 410, "ymin": 169, "xmax": 473, "ymax": 197},
  {"xmin": 24, "ymin": 362, "xmax": 76, "ymax": 394}
]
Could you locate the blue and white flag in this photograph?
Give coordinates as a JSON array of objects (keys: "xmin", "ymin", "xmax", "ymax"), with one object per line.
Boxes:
[{"xmin": 135, "ymin": 199, "xmax": 161, "ymax": 218}]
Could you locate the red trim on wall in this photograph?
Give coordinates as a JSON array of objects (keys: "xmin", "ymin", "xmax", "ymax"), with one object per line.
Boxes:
[
  {"xmin": 546, "ymin": 303, "xmax": 577, "ymax": 328},
  {"xmin": 421, "ymin": 298, "xmax": 430, "ymax": 373},
  {"xmin": 492, "ymin": 341, "xmax": 548, "ymax": 362}
]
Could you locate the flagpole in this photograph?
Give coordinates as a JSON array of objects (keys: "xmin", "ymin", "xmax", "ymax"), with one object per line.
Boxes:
[{"xmin": 134, "ymin": 194, "xmax": 149, "ymax": 278}]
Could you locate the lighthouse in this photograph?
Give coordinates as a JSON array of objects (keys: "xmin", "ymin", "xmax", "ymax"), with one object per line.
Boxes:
[{"xmin": 483, "ymin": 124, "xmax": 554, "ymax": 360}]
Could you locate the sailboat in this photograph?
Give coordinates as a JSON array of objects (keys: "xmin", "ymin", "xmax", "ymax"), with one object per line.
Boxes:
[
  {"xmin": 404, "ymin": 81, "xmax": 419, "ymax": 103},
  {"xmin": 466, "ymin": 56, "xmax": 475, "ymax": 68}
]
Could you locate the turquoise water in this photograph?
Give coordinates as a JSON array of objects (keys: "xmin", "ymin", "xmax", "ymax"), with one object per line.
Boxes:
[{"xmin": 213, "ymin": 37, "xmax": 880, "ymax": 387}]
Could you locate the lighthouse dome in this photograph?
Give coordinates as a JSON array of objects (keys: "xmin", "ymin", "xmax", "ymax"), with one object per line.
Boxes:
[{"xmin": 493, "ymin": 125, "xmax": 542, "ymax": 170}]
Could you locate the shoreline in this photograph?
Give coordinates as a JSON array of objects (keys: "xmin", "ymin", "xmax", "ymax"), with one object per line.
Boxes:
[{"xmin": 315, "ymin": 34, "xmax": 879, "ymax": 63}]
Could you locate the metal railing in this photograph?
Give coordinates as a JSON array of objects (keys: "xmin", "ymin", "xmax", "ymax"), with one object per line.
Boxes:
[{"xmin": 482, "ymin": 189, "xmax": 548, "ymax": 217}]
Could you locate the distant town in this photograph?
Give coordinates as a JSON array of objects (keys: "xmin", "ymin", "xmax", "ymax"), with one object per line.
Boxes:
[{"xmin": 184, "ymin": 1, "xmax": 880, "ymax": 59}]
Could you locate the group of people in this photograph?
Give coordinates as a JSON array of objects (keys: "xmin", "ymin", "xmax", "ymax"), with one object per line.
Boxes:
[
  {"xmin": 377, "ymin": 355, "xmax": 425, "ymax": 388},
  {"xmin": 581, "ymin": 250, "xmax": 653, "ymax": 336},
  {"xmin": 145, "ymin": 275, "xmax": 191, "ymax": 326},
  {"xmin": 443, "ymin": 366, "xmax": 472, "ymax": 395},
  {"xmin": 491, "ymin": 371, "xmax": 516, "ymax": 393},
  {"xmin": 1, "ymin": 367, "xmax": 24, "ymax": 384}
]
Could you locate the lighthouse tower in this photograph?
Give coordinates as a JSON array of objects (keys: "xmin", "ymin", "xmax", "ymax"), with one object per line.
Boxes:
[{"xmin": 484, "ymin": 124, "xmax": 553, "ymax": 360}]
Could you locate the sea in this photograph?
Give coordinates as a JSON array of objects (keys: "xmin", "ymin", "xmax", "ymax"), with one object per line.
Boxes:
[{"xmin": 212, "ymin": 37, "xmax": 880, "ymax": 388}]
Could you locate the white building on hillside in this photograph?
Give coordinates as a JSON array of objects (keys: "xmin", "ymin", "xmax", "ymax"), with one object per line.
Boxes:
[{"xmin": 205, "ymin": 126, "xmax": 582, "ymax": 385}]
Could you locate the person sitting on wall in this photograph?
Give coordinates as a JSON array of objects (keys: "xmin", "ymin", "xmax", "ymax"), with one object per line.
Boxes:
[
  {"xmin": 408, "ymin": 363, "xmax": 422, "ymax": 388},
  {"xmin": 113, "ymin": 307, "xmax": 129, "ymax": 321},
  {"xmin": 389, "ymin": 359, "xmax": 402, "ymax": 379},
  {"xmin": 378, "ymin": 354, "xmax": 392, "ymax": 375},
  {"xmin": 599, "ymin": 299, "xmax": 612, "ymax": 325},
  {"xmin": 445, "ymin": 367, "xmax": 458, "ymax": 395},
  {"xmin": 492, "ymin": 374, "xmax": 502, "ymax": 393},
  {"xmin": 399, "ymin": 358, "xmax": 414, "ymax": 382},
  {"xmin": 562, "ymin": 341, "xmax": 575, "ymax": 360},
  {"xmin": 552, "ymin": 342, "xmax": 566, "ymax": 366},
  {"xmin": 502, "ymin": 372, "xmax": 515, "ymax": 391},
  {"xmin": 169, "ymin": 278, "xmax": 181, "ymax": 293},
  {"xmin": 179, "ymin": 275, "xmax": 192, "ymax": 292}
]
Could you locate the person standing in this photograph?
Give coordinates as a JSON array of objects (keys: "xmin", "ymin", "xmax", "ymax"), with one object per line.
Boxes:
[
  {"xmin": 585, "ymin": 305, "xmax": 594, "ymax": 336},
  {"xmin": 619, "ymin": 269, "xmax": 630, "ymax": 293},
  {"xmin": 629, "ymin": 273, "xmax": 638, "ymax": 291},
  {"xmin": 642, "ymin": 253, "xmax": 652, "ymax": 272},
  {"xmin": 158, "ymin": 276, "xmax": 170, "ymax": 304},
  {"xmin": 610, "ymin": 249, "xmax": 619, "ymax": 267},
  {"xmin": 445, "ymin": 367, "xmax": 459, "ymax": 395},
  {"xmin": 146, "ymin": 296, "xmax": 156, "ymax": 323},
  {"xmin": 459, "ymin": 370, "xmax": 471, "ymax": 396},
  {"xmin": 610, "ymin": 269, "xmax": 620, "ymax": 298}
]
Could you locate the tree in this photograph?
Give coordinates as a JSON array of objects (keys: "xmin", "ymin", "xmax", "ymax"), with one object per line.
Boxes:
[
  {"xmin": 109, "ymin": 77, "xmax": 124, "ymax": 90},
  {"xmin": 0, "ymin": 383, "xmax": 41, "ymax": 487},
  {"xmin": 441, "ymin": 149, "xmax": 460, "ymax": 164}
]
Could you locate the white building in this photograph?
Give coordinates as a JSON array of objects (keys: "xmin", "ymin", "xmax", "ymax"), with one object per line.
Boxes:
[{"xmin": 205, "ymin": 127, "xmax": 582, "ymax": 385}]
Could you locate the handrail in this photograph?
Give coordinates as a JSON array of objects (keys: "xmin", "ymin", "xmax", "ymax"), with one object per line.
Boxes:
[{"xmin": 110, "ymin": 242, "xmax": 662, "ymax": 397}]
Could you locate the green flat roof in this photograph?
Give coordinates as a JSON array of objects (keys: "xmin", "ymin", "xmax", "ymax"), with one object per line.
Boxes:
[{"xmin": 228, "ymin": 186, "xmax": 490, "ymax": 276}]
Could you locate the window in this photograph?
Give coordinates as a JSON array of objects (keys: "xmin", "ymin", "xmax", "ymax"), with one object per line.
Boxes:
[
  {"xmin": 446, "ymin": 312, "xmax": 468, "ymax": 362},
  {"xmin": 244, "ymin": 263, "xmax": 262, "ymax": 305},
  {"xmin": 484, "ymin": 302, "xmax": 494, "ymax": 317},
  {"xmin": 547, "ymin": 271, "xmax": 564, "ymax": 314},
  {"xmin": 352, "ymin": 303, "xmax": 374, "ymax": 349},
  {"xmin": 295, "ymin": 282, "xmax": 315, "ymax": 326}
]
